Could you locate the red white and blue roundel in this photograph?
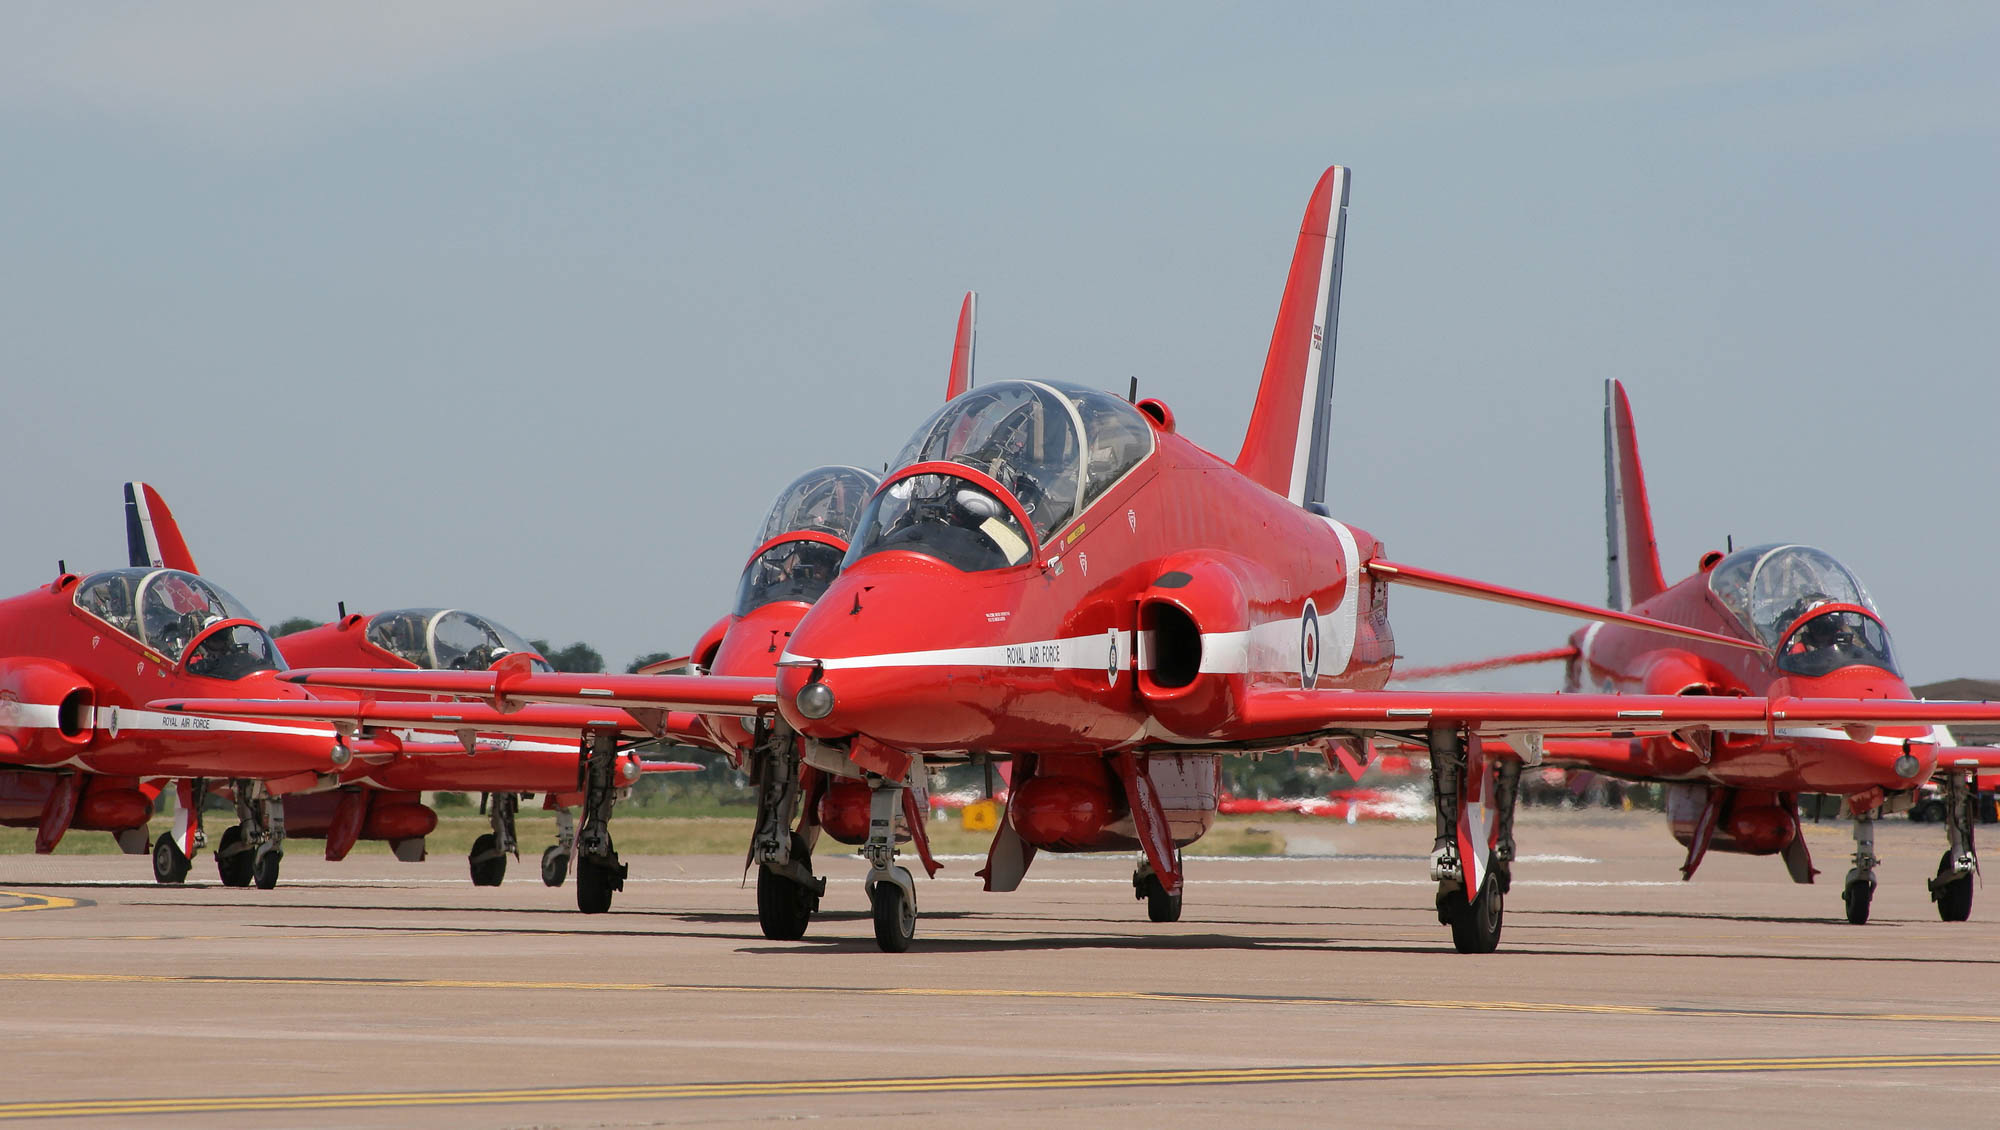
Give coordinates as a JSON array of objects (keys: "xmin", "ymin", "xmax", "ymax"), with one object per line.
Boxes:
[{"xmin": 1300, "ymin": 599, "xmax": 1322, "ymax": 688}]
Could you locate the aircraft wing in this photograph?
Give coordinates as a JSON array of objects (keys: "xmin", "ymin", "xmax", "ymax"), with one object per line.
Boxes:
[
  {"xmin": 150, "ymin": 697, "xmax": 660, "ymax": 742},
  {"xmin": 1220, "ymin": 689, "xmax": 2000, "ymax": 742},
  {"xmin": 1935, "ymin": 746, "xmax": 2000, "ymax": 772},
  {"xmin": 276, "ymin": 667, "xmax": 776, "ymax": 717}
]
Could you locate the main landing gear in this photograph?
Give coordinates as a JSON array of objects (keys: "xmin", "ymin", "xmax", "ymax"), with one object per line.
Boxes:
[
  {"xmin": 541, "ymin": 807, "xmax": 575, "ymax": 888},
  {"xmin": 1929, "ymin": 770, "xmax": 1978, "ymax": 922},
  {"xmin": 1427, "ymin": 727, "xmax": 1519, "ymax": 954},
  {"xmin": 574, "ymin": 731, "xmax": 627, "ymax": 914},
  {"xmin": 863, "ymin": 772, "xmax": 917, "ymax": 953},
  {"xmin": 216, "ymin": 780, "xmax": 285, "ymax": 890},
  {"xmin": 469, "ymin": 792, "xmax": 518, "ymax": 887},
  {"xmin": 1844, "ymin": 810, "xmax": 1879, "ymax": 925},
  {"xmin": 749, "ymin": 722, "xmax": 824, "ymax": 941}
]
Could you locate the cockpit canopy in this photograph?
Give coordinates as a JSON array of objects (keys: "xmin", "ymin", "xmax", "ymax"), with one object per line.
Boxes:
[
  {"xmin": 1707, "ymin": 544, "xmax": 1884, "ymax": 648},
  {"xmin": 365, "ymin": 608, "xmax": 552, "ymax": 672},
  {"xmin": 754, "ymin": 465, "xmax": 881, "ymax": 548},
  {"xmin": 851, "ymin": 380, "xmax": 1155, "ymax": 571},
  {"xmin": 73, "ymin": 568, "xmax": 283, "ymax": 678}
]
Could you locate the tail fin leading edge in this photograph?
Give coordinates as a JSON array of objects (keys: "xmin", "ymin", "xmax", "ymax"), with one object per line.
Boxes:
[
  {"xmin": 1236, "ymin": 165, "xmax": 1350, "ymax": 508},
  {"xmin": 1603, "ymin": 381, "xmax": 1665, "ymax": 610},
  {"xmin": 124, "ymin": 482, "xmax": 199, "ymax": 574},
  {"xmin": 945, "ymin": 291, "xmax": 977, "ymax": 401}
]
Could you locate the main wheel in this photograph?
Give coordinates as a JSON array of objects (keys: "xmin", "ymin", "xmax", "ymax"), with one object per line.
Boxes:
[
  {"xmin": 540, "ymin": 845, "xmax": 569, "ymax": 887},
  {"xmin": 468, "ymin": 833, "xmax": 507, "ymax": 887},
  {"xmin": 1843, "ymin": 877, "xmax": 1875, "ymax": 925},
  {"xmin": 756, "ymin": 833, "xmax": 817, "ymax": 941},
  {"xmin": 252, "ymin": 848, "xmax": 282, "ymax": 891},
  {"xmin": 1936, "ymin": 851, "xmax": 1974, "ymax": 922},
  {"xmin": 577, "ymin": 856, "xmax": 618, "ymax": 914},
  {"xmin": 1443, "ymin": 882, "xmax": 1504, "ymax": 953},
  {"xmin": 215, "ymin": 826, "xmax": 254, "ymax": 888},
  {"xmin": 1137, "ymin": 873, "xmax": 1183, "ymax": 923},
  {"xmin": 152, "ymin": 832, "xmax": 190, "ymax": 884},
  {"xmin": 870, "ymin": 871, "xmax": 916, "ymax": 953}
]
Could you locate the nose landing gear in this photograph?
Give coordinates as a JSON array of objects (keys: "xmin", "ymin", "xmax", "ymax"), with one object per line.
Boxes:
[
  {"xmin": 1843, "ymin": 812, "xmax": 1878, "ymax": 925},
  {"xmin": 574, "ymin": 731, "xmax": 627, "ymax": 914}
]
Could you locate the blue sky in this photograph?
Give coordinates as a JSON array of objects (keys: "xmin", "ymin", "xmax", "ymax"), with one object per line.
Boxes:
[{"xmin": 3, "ymin": 3, "xmax": 1996, "ymax": 680}]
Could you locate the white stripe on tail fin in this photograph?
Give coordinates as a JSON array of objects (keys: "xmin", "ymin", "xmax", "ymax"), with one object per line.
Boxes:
[
  {"xmin": 1236, "ymin": 165, "xmax": 1349, "ymax": 507},
  {"xmin": 124, "ymin": 482, "xmax": 200, "ymax": 574},
  {"xmin": 946, "ymin": 291, "xmax": 977, "ymax": 400},
  {"xmin": 1603, "ymin": 381, "xmax": 1665, "ymax": 610}
]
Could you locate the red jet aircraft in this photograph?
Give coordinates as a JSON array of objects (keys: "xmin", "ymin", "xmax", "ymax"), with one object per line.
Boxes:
[
  {"xmin": 125, "ymin": 483, "xmax": 691, "ymax": 897},
  {"xmin": 1, "ymin": 488, "xmax": 358, "ymax": 882},
  {"xmin": 1400, "ymin": 381, "xmax": 2000, "ymax": 925},
  {"xmin": 267, "ymin": 167, "xmax": 2000, "ymax": 953}
]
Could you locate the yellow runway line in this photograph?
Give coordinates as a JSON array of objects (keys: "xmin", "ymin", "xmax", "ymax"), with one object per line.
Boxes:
[
  {"xmin": 2, "ymin": 969, "xmax": 1999, "ymax": 1027},
  {"xmin": 3, "ymin": 1054, "xmax": 1998, "ymax": 1119},
  {"xmin": 0, "ymin": 893, "xmax": 84, "ymax": 914}
]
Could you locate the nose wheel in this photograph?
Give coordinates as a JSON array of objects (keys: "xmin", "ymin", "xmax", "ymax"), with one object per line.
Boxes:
[
  {"xmin": 1134, "ymin": 862, "xmax": 1183, "ymax": 923},
  {"xmin": 573, "ymin": 732, "xmax": 628, "ymax": 914},
  {"xmin": 1844, "ymin": 812, "xmax": 1879, "ymax": 925},
  {"xmin": 868, "ymin": 867, "xmax": 916, "ymax": 952}
]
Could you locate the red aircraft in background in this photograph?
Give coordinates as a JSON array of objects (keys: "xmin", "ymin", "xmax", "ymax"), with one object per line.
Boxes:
[
  {"xmin": 247, "ymin": 166, "xmax": 2000, "ymax": 953},
  {"xmin": 126, "ymin": 483, "xmax": 693, "ymax": 896},
  {"xmin": 1400, "ymin": 382, "xmax": 2000, "ymax": 924},
  {"xmin": 0, "ymin": 490, "xmax": 359, "ymax": 882},
  {"xmin": 164, "ymin": 295, "xmax": 980, "ymax": 918}
]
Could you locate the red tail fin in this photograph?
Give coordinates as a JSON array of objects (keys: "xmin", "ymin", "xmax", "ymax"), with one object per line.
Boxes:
[
  {"xmin": 124, "ymin": 482, "xmax": 199, "ymax": 574},
  {"xmin": 1236, "ymin": 165, "xmax": 1350, "ymax": 506},
  {"xmin": 1604, "ymin": 381, "xmax": 1666, "ymax": 609},
  {"xmin": 946, "ymin": 291, "xmax": 977, "ymax": 400}
]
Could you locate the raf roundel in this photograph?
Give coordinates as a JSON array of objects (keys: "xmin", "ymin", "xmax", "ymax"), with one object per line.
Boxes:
[{"xmin": 1300, "ymin": 599, "xmax": 1321, "ymax": 688}]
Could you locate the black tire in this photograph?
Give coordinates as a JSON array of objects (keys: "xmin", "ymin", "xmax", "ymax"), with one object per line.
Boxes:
[
  {"xmin": 1443, "ymin": 881, "xmax": 1504, "ymax": 954},
  {"xmin": 1936, "ymin": 850, "xmax": 1974, "ymax": 922},
  {"xmin": 870, "ymin": 876, "xmax": 916, "ymax": 953},
  {"xmin": 1137, "ymin": 873, "xmax": 1183, "ymax": 923},
  {"xmin": 252, "ymin": 849, "xmax": 282, "ymax": 891},
  {"xmin": 1843, "ymin": 877, "xmax": 1875, "ymax": 925},
  {"xmin": 756, "ymin": 833, "xmax": 817, "ymax": 941},
  {"xmin": 215, "ymin": 825, "xmax": 254, "ymax": 888},
  {"xmin": 540, "ymin": 845, "xmax": 569, "ymax": 888},
  {"xmin": 576, "ymin": 856, "xmax": 619, "ymax": 914},
  {"xmin": 152, "ymin": 833, "xmax": 190, "ymax": 885},
  {"xmin": 468, "ymin": 833, "xmax": 507, "ymax": 887}
]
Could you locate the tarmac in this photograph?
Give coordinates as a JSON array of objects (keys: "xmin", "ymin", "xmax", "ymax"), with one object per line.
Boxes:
[{"xmin": 2, "ymin": 810, "xmax": 1998, "ymax": 1128}]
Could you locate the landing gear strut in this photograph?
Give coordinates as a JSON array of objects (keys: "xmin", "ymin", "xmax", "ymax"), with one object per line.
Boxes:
[
  {"xmin": 1427, "ymin": 726, "xmax": 1517, "ymax": 954},
  {"xmin": 469, "ymin": 792, "xmax": 516, "ymax": 887},
  {"xmin": 749, "ymin": 721, "xmax": 823, "ymax": 941},
  {"xmin": 1930, "ymin": 770, "xmax": 1977, "ymax": 922},
  {"xmin": 541, "ymin": 807, "xmax": 574, "ymax": 888},
  {"xmin": 574, "ymin": 731, "xmax": 626, "ymax": 914},
  {"xmin": 863, "ymin": 771, "xmax": 916, "ymax": 952},
  {"xmin": 1844, "ymin": 810, "xmax": 1879, "ymax": 925}
]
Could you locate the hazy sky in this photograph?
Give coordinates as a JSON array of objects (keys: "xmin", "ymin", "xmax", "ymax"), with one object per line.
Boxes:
[{"xmin": 4, "ymin": 3, "xmax": 1996, "ymax": 682}]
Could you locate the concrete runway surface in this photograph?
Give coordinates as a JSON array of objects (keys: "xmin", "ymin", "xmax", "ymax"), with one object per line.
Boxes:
[{"xmin": 2, "ymin": 811, "xmax": 1997, "ymax": 1128}]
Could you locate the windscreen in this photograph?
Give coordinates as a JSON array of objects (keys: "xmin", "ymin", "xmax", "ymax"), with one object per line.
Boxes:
[
  {"xmin": 366, "ymin": 608, "xmax": 551, "ymax": 671},
  {"xmin": 1776, "ymin": 610, "xmax": 1899, "ymax": 678},
  {"xmin": 735, "ymin": 539, "xmax": 847, "ymax": 615},
  {"xmin": 185, "ymin": 622, "xmax": 288, "ymax": 680},
  {"xmin": 846, "ymin": 472, "xmax": 1034, "ymax": 572}
]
